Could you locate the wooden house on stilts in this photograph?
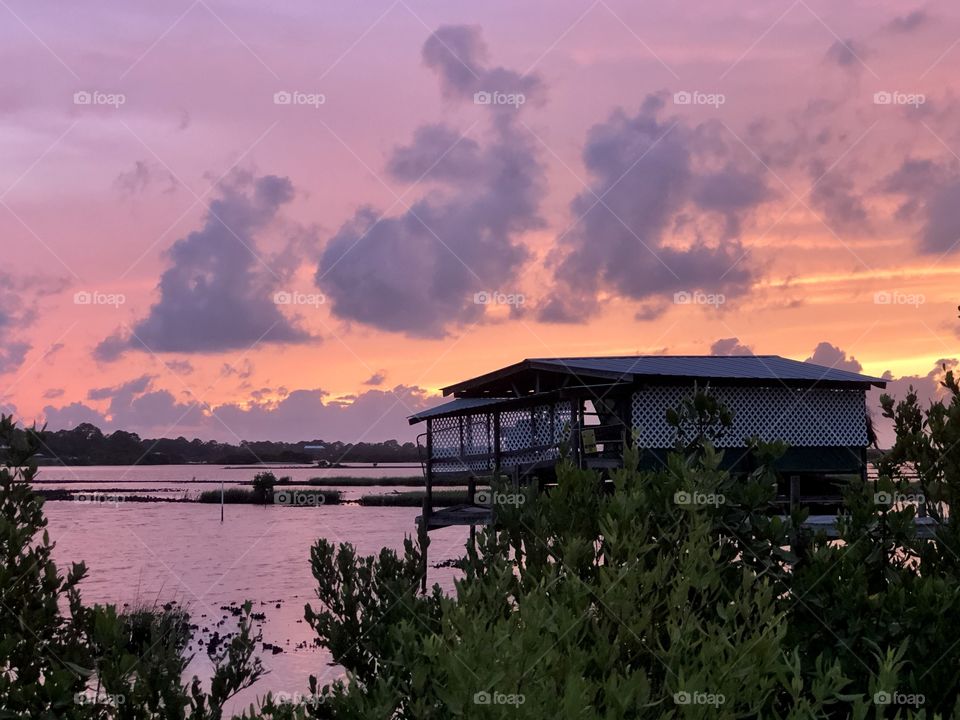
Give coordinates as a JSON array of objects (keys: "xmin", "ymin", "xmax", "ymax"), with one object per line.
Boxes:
[{"xmin": 408, "ymin": 355, "xmax": 887, "ymax": 581}]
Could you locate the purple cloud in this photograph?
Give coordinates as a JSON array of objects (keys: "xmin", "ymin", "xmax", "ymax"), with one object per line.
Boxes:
[
  {"xmin": 96, "ymin": 172, "xmax": 315, "ymax": 358},
  {"xmin": 539, "ymin": 94, "xmax": 768, "ymax": 322},
  {"xmin": 317, "ymin": 25, "xmax": 544, "ymax": 337}
]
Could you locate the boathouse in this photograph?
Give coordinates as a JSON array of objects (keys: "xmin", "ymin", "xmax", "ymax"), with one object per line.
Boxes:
[{"xmin": 409, "ymin": 355, "xmax": 886, "ymax": 530}]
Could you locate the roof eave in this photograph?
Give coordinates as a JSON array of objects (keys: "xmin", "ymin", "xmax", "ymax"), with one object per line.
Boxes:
[
  {"xmin": 441, "ymin": 359, "xmax": 532, "ymax": 396},
  {"xmin": 442, "ymin": 359, "xmax": 637, "ymax": 397}
]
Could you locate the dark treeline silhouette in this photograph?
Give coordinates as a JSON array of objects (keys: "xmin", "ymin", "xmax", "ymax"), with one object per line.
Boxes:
[{"xmin": 10, "ymin": 423, "xmax": 420, "ymax": 466}]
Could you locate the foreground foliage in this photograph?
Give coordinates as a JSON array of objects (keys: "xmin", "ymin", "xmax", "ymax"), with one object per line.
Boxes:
[
  {"xmin": 299, "ymin": 382, "xmax": 960, "ymax": 719},
  {"xmin": 5, "ymin": 369, "xmax": 960, "ymax": 718},
  {"xmin": 0, "ymin": 416, "xmax": 265, "ymax": 719}
]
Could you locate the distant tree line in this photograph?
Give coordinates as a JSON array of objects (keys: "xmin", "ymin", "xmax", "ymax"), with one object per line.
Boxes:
[{"xmin": 5, "ymin": 422, "xmax": 420, "ymax": 466}]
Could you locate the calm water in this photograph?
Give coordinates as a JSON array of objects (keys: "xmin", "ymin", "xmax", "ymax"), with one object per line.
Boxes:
[
  {"xmin": 39, "ymin": 465, "xmax": 468, "ymax": 714},
  {"xmin": 33, "ymin": 463, "xmax": 427, "ymax": 501}
]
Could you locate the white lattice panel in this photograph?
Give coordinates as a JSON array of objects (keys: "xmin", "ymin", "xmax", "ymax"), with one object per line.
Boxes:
[
  {"xmin": 430, "ymin": 416, "xmax": 461, "ymax": 458},
  {"xmin": 553, "ymin": 401, "xmax": 574, "ymax": 444},
  {"xmin": 430, "ymin": 401, "xmax": 573, "ymax": 473},
  {"xmin": 501, "ymin": 409, "xmax": 533, "ymax": 452},
  {"xmin": 631, "ymin": 386, "xmax": 867, "ymax": 448}
]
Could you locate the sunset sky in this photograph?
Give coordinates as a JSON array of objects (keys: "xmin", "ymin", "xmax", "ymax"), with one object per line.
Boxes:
[{"xmin": 2, "ymin": 0, "xmax": 959, "ymax": 446}]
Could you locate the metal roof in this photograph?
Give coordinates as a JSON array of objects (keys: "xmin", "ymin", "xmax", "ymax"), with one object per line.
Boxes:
[
  {"xmin": 441, "ymin": 355, "xmax": 887, "ymax": 396},
  {"xmin": 407, "ymin": 397, "xmax": 506, "ymax": 424}
]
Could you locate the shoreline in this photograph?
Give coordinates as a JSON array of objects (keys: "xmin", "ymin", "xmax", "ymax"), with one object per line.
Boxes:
[{"xmin": 35, "ymin": 487, "xmax": 480, "ymax": 508}]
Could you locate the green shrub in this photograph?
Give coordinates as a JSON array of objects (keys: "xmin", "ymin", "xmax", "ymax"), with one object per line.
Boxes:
[
  {"xmin": 198, "ymin": 488, "xmax": 261, "ymax": 504},
  {"xmin": 251, "ymin": 472, "xmax": 278, "ymax": 505},
  {"xmin": 0, "ymin": 415, "xmax": 265, "ymax": 719},
  {"xmin": 197, "ymin": 487, "xmax": 342, "ymax": 506},
  {"xmin": 303, "ymin": 423, "xmax": 957, "ymax": 718}
]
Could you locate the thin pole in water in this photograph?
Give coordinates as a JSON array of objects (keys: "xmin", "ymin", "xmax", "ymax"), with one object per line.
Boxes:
[{"xmin": 220, "ymin": 481, "xmax": 224, "ymax": 523}]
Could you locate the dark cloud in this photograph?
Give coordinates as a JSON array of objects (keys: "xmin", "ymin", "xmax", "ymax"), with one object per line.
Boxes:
[
  {"xmin": 88, "ymin": 375, "xmax": 154, "ymax": 402},
  {"xmin": 363, "ymin": 371, "xmax": 386, "ymax": 386},
  {"xmin": 808, "ymin": 160, "xmax": 869, "ymax": 231},
  {"xmin": 50, "ymin": 374, "xmax": 206, "ymax": 438},
  {"xmin": 886, "ymin": 10, "xmax": 928, "ymax": 33},
  {"xmin": 43, "ymin": 402, "xmax": 108, "ymax": 431},
  {"xmin": 804, "ymin": 341, "xmax": 863, "ymax": 373},
  {"xmin": 386, "ymin": 124, "xmax": 482, "ymax": 182},
  {"xmin": 870, "ymin": 359, "xmax": 958, "ymax": 448},
  {"xmin": 317, "ymin": 26, "xmax": 544, "ymax": 337},
  {"xmin": 879, "ymin": 157, "xmax": 949, "ymax": 220},
  {"xmin": 879, "ymin": 157, "xmax": 947, "ymax": 221},
  {"xmin": 114, "ymin": 160, "xmax": 176, "ymax": 196},
  {"xmin": 1, "ymin": 271, "xmax": 70, "ymax": 374},
  {"xmin": 539, "ymin": 95, "xmax": 767, "ymax": 322},
  {"xmin": 214, "ymin": 385, "xmax": 429, "ymax": 443},
  {"xmin": 824, "ymin": 38, "xmax": 868, "ymax": 68},
  {"xmin": 0, "ymin": 273, "xmax": 41, "ymax": 375},
  {"xmin": 43, "ymin": 381, "xmax": 432, "ymax": 443},
  {"xmin": 0, "ymin": 342, "xmax": 30, "ymax": 375},
  {"xmin": 421, "ymin": 24, "xmax": 543, "ymax": 104},
  {"xmin": 876, "ymin": 158, "xmax": 960, "ymax": 253},
  {"xmin": 110, "ymin": 389, "xmax": 207, "ymax": 437},
  {"xmin": 42, "ymin": 343, "xmax": 65, "ymax": 363},
  {"xmin": 164, "ymin": 359, "xmax": 195, "ymax": 375},
  {"xmin": 692, "ymin": 164, "xmax": 772, "ymax": 237},
  {"xmin": 96, "ymin": 172, "xmax": 315, "ymax": 358},
  {"xmin": 93, "ymin": 333, "xmax": 129, "ymax": 363},
  {"xmin": 918, "ymin": 180, "xmax": 960, "ymax": 254},
  {"xmin": 880, "ymin": 158, "xmax": 946, "ymax": 196},
  {"xmin": 220, "ymin": 359, "xmax": 254, "ymax": 380},
  {"xmin": 710, "ymin": 337, "xmax": 754, "ymax": 356},
  {"xmin": 43, "ymin": 388, "xmax": 65, "ymax": 399},
  {"xmin": 878, "ymin": 360, "xmax": 957, "ymax": 407}
]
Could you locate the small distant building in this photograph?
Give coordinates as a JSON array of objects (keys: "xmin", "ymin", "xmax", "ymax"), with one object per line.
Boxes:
[{"xmin": 409, "ymin": 355, "xmax": 886, "ymax": 530}]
